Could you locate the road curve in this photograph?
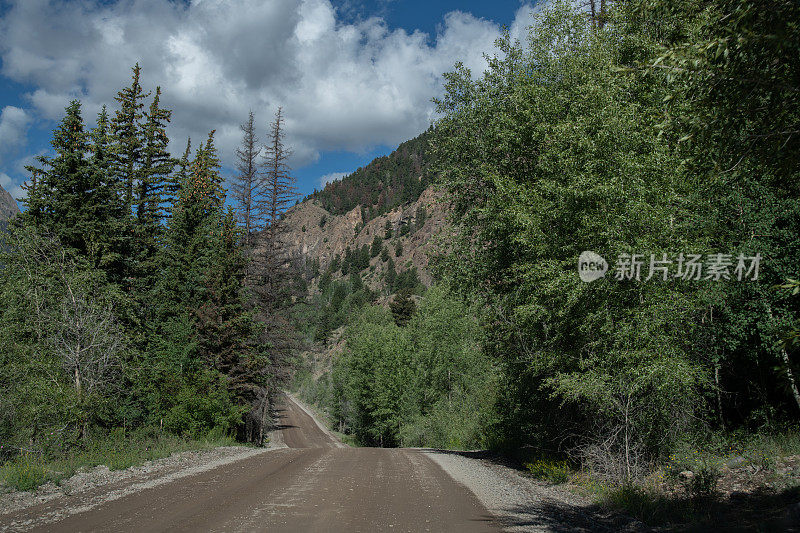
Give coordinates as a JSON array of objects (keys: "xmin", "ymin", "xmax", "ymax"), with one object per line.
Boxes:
[{"xmin": 18, "ymin": 394, "xmax": 499, "ymax": 532}]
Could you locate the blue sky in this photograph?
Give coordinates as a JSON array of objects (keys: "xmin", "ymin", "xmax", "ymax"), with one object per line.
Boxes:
[{"xmin": 0, "ymin": 0, "xmax": 538, "ymax": 207}]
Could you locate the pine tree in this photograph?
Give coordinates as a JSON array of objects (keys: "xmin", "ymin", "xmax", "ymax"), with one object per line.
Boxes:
[
  {"xmin": 389, "ymin": 289, "xmax": 416, "ymax": 327},
  {"xmin": 130, "ymin": 87, "xmax": 176, "ymax": 289},
  {"xmin": 111, "ymin": 64, "xmax": 150, "ymax": 213},
  {"xmin": 87, "ymin": 106, "xmax": 128, "ymax": 279},
  {"xmin": 138, "ymin": 86, "xmax": 175, "ymax": 226},
  {"xmin": 22, "ymin": 101, "xmax": 94, "ymax": 255},
  {"xmin": 232, "ymin": 111, "xmax": 264, "ymax": 246}
]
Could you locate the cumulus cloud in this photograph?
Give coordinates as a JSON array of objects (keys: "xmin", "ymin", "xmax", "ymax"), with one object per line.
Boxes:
[
  {"xmin": 0, "ymin": 106, "xmax": 31, "ymax": 151},
  {"xmin": 318, "ymin": 171, "xmax": 347, "ymax": 189},
  {"xmin": 0, "ymin": 0, "xmax": 538, "ymax": 171}
]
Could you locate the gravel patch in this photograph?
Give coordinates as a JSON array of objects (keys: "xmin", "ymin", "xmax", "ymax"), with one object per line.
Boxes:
[{"xmin": 423, "ymin": 450, "xmax": 647, "ymax": 533}]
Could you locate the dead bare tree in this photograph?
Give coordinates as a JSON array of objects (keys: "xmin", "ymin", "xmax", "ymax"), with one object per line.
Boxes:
[
  {"xmin": 51, "ymin": 287, "xmax": 124, "ymax": 439},
  {"xmin": 261, "ymin": 107, "xmax": 298, "ymax": 232},
  {"xmin": 255, "ymin": 106, "xmax": 300, "ymax": 304}
]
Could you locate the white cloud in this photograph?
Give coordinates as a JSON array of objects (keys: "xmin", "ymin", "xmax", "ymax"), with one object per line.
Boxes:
[
  {"xmin": 0, "ymin": 0, "xmax": 538, "ymax": 171},
  {"xmin": 318, "ymin": 171, "xmax": 347, "ymax": 189},
  {"xmin": 0, "ymin": 106, "xmax": 31, "ymax": 150}
]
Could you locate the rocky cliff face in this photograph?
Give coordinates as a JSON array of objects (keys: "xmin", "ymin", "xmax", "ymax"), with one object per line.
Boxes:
[
  {"xmin": 280, "ymin": 185, "xmax": 450, "ymax": 293},
  {"xmin": 0, "ymin": 184, "xmax": 20, "ymax": 227}
]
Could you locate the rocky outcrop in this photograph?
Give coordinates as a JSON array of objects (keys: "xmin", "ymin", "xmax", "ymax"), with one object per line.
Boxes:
[
  {"xmin": 0, "ymin": 183, "xmax": 20, "ymax": 228},
  {"xmin": 280, "ymin": 185, "xmax": 450, "ymax": 293}
]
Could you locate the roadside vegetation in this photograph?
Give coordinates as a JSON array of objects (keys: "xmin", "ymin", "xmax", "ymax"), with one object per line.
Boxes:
[
  {"xmin": 0, "ymin": 429, "xmax": 238, "ymax": 493},
  {"xmin": 295, "ymin": 0, "xmax": 800, "ymax": 528},
  {"xmin": 0, "ymin": 69, "xmax": 298, "ymax": 492}
]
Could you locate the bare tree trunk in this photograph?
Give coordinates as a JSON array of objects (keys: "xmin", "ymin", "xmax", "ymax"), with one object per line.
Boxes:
[
  {"xmin": 715, "ymin": 363, "xmax": 726, "ymax": 430},
  {"xmin": 781, "ymin": 348, "xmax": 800, "ymax": 411}
]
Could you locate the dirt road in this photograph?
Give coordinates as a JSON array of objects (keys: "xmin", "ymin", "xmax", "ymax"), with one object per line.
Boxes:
[{"xmin": 6, "ymin": 394, "xmax": 498, "ymax": 532}]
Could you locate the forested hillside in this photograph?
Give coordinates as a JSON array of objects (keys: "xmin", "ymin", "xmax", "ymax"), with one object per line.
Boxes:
[{"xmin": 307, "ymin": 129, "xmax": 434, "ymax": 223}]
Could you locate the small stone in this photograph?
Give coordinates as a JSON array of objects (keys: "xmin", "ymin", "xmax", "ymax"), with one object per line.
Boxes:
[{"xmin": 679, "ymin": 470, "xmax": 695, "ymax": 481}]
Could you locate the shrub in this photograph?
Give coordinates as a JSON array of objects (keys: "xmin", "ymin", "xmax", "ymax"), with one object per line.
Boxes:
[
  {"xmin": 524, "ymin": 459, "xmax": 571, "ymax": 484},
  {"xmin": 0, "ymin": 453, "xmax": 48, "ymax": 492}
]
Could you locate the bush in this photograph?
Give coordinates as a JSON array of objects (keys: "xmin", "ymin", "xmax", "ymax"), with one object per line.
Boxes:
[
  {"xmin": 525, "ymin": 459, "xmax": 571, "ymax": 484},
  {"xmin": 0, "ymin": 453, "xmax": 48, "ymax": 492}
]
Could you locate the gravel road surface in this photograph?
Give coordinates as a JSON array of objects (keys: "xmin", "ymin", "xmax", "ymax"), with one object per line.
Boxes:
[{"xmin": 1, "ymin": 394, "xmax": 499, "ymax": 532}]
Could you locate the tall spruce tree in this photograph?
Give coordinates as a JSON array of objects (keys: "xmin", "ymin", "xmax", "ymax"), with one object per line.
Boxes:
[
  {"xmin": 86, "ymin": 106, "xmax": 128, "ymax": 279},
  {"xmin": 21, "ymin": 101, "xmax": 118, "ymax": 266},
  {"xmin": 139, "ymin": 86, "xmax": 175, "ymax": 226},
  {"xmin": 111, "ymin": 64, "xmax": 149, "ymax": 213}
]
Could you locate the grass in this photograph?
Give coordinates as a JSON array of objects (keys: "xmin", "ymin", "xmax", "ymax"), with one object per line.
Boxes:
[{"xmin": 0, "ymin": 428, "xmax": 239, "ymax": 493}]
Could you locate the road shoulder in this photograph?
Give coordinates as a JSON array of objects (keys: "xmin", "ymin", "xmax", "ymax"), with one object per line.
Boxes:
[{"xmin": 424, "ymin": 450, "xmax": 648, "ymax": 532}]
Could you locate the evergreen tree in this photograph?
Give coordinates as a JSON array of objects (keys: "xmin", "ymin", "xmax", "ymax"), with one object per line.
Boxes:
[
  {"xmin": 22, "ymin": 100, "xmax": 122, "ymax": 271},
  {"xmin": 111, "ymin": 64, "xmax": 150, "ymax": 213},
  {"xmin": 87, "ymin": 106, "xmax": 128, "ymax": 280},
  {"xmin": 385, "ymin": 256, "xmax": 396, "ymax": 291},
  {"xmin": 390, "ymin": 289, "xmax": 416, "ymax": 327},
  {"xmin": 371, "ymin": 235, "xmax": 383, "ymax": 258},
  {"xmin": 138, "ymin": 86, "xmax": 174, "ymax": 226}
]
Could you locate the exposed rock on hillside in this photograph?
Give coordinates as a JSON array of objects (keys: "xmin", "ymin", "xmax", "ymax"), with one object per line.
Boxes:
[
  {"xmin": 0, "ymin": 184, "xmax": 20, "ymax": 228},
  {"xmin": 280, "ymin": 185, "xmax": 449, "ymax": 292}
]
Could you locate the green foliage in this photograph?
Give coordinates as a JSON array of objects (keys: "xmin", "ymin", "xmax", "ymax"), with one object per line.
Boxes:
[
  {"xmin": 433, "ymin": 0, "xmax": 800, "ymax": 470},
  {"xmin": 311, "ymin": 285, "xmax": 496, "ymax": 449},
  {"xmin": 525, "ymin": 459, "xmax": 571, "ymax": 484},
  {"xmin": 2, "ymin": 65, "xmax": 285, "ymax": 472},
  {"xmin": 389, "ymin": 290, "xmax": 416, "ymax": 327},
  {"xmin": 0, "ymin": 453, "xmax": 48, "ymax": 492},
  {"xmin": 370, "ymin": 235, "xmax": 383, "ymax": 258},
  {"xmin": 0, "ymin": 429, "xmax": 237, "ymax": 492},
  {"xmin": 393, "ymin": 267, "xmax": 422, "ymax": 294}
]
